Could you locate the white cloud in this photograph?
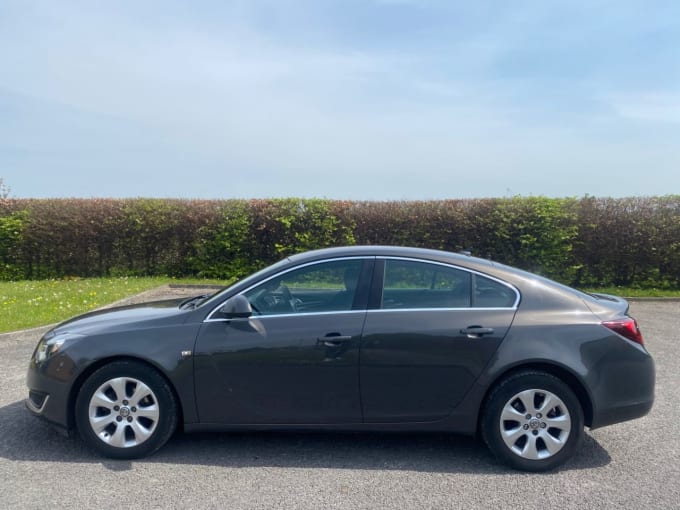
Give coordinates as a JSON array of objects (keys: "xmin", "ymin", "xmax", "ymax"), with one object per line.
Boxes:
[
  {"xmin": 608, "ymin": 93, "xmax": 680, "ymax": 124},
  {"xmin": 1, "ymin": 0, "xmax": 679, "ymax": 199}
]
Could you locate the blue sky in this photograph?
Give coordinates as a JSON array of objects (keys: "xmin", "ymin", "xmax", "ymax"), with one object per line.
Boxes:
[{"xmin": 1, "ymin": 0, "xmax": 679, "ymax": 199}]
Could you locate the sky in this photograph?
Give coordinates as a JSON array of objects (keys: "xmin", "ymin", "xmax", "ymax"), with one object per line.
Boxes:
[{"xmin": 1, "ymin": 0, "xmax": 679, "ymax": 200}]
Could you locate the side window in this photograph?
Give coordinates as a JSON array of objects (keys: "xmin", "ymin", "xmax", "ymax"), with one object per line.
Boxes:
[
  {"xmin": 243, "ymin": 259, "xmax": 364, "ymax": 315},
  {"xmin": 382, "ymin": 260, "xmax": 471, "ymax": 309},
  {"xmin": 474, "ymin": 275, "xmax": 517, "ymax": 308}
]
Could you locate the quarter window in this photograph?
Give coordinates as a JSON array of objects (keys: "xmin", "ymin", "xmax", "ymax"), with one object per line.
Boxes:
[{"xmin": 474, "ymin": 275, "xmax": 517, "ymax": 308}]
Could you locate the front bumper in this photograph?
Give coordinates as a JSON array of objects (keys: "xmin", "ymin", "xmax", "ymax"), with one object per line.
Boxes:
[{"xmin": 26, "ymin": 361, "xmax": 74, "ymax": 433}]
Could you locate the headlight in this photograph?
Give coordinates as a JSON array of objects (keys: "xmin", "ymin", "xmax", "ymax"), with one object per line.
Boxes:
[{"xmin": 34, "ymin": 332, "xmax": 83, "ymax": 364}]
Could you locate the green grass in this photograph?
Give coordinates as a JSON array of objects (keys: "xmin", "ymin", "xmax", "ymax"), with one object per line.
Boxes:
[{"xmin": 0, "ymin": 277, "xmax": 228, "ymax": 334}]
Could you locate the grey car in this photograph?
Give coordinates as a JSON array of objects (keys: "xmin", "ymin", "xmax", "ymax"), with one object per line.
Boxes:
[{"xmin": 26, "ymin": 246, "xmax": 654, "ymax": 471}]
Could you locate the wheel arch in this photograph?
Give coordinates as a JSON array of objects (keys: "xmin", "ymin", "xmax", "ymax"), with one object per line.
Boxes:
[
  {"xmin": 67, "ymin": 356, "xmax": 185, "ymax": 433},
  {"xmin": 476, "ymin": 362, "xmax": 594, "ymax": 432}
]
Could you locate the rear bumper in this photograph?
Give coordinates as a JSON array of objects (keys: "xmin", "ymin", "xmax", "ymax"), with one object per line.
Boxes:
[
  {"xmin": 590, "ymin": 399, "xmax": 654, "ymax": 429},
  {"xmin": 589, "ymin": 345, "xmax": 655, "ymax": 429}
]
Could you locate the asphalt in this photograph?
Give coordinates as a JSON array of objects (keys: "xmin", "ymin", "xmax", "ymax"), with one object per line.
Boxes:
[{"xmin": 0, "ymin": 295, "xmax": 678, "ymax": 509}]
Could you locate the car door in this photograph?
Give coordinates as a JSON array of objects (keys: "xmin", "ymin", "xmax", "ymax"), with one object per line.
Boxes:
[
  {"xmin": 193, "ymin": 257, "xmax": 374, "ymax": 424},
  {"xmin": 360, "ymin": 258, "xmax": 518, "ymax": 423}
]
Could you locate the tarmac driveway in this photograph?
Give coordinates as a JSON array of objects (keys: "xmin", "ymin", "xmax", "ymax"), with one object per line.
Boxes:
[{"xmin": 0, "ymin": 292, "xmax": 678, "ymax": 509}]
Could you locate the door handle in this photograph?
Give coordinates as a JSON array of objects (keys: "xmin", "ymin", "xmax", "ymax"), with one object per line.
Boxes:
[
  {"xmin": 460, "ymin": 326, "xmax": 495, "ymax": 338},
  {"xmin": 317, "ymin": 334, "xmax": 352, "ymax": 347}
]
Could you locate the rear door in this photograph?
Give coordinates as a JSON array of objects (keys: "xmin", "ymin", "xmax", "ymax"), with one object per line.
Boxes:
[{"xmin": 360, "ymin": 258, "xmax": 518, "ymax": 423}]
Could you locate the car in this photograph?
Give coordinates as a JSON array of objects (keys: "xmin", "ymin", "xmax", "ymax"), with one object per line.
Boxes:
[{"xmin": 25, "ymin": 246, "xmax": 654, "ymax": 471}]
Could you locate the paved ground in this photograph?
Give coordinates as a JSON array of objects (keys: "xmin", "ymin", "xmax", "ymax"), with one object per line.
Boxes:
[{"xmin": 0, "ymin": 294, "xmax": 677, "ymax": 509}]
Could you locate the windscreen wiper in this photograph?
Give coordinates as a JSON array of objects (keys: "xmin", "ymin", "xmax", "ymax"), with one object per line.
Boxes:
[{"xmin": 179, "ymin": 294, "xmax": 210, "ymax": 310}]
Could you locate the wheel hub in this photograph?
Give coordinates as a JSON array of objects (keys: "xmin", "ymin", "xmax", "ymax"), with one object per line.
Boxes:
[
  {"xmin": 528, "ymin": 417, "xmax": 541, "ymax": 430},
  {"xmin": 119, "ymin": 406, "xmax": 131, "ymax": 418}
]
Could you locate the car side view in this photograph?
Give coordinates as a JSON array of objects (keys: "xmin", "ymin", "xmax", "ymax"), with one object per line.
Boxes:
[{"xmin": 26, "ymin": 246, "xmax": 655, "ymax": 471}]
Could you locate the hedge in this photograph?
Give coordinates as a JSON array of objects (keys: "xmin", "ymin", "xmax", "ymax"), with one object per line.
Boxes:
[{"xmin": 1, "ymin": 196, "xmax": 679, "ymax": 288}]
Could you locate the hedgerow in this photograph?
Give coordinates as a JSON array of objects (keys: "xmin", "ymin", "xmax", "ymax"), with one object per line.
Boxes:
[{"xmin": 1, "ymin": 196, "xmax": 678, "ymax": 288}]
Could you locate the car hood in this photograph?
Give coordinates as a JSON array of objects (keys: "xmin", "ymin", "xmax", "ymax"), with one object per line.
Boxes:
[{"xmin": 50, "ymin": 298, "xmax": 190, "ymax": 336}]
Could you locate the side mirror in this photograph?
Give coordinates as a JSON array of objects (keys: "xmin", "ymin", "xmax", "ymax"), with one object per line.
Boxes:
[{"xmin": 219, "ymin": 295, "xmax": 253, "ymax": 319}]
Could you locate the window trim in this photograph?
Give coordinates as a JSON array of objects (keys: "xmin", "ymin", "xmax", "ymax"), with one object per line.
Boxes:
[
  {"xmin": 374, "ymin": 256, "xmax": 520, "ymax": 311},
  {"xmin": 204, "ymin": 256, "xmax": 375, "ymax": 322},
  {"xmin": 204, "ymin": 255, "xmax": 520, "ymax": 322}
]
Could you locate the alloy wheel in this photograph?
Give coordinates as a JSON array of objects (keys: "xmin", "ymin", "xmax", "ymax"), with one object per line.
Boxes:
[
  {"xmin": 499, "ymin": 388, "xmax": 572, "ymax": 460},
  {"xmin": 88, "ymin": 376, "xmax": 160, "ymax": 448}
]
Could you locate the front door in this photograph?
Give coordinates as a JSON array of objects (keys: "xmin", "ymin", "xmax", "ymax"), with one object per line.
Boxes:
[{"xmin": 193, "ymin": 257, "xmax": 373, "ymax": 424}]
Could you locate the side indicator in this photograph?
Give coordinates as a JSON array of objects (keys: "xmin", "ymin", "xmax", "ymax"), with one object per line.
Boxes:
[{"xmin": 181, "ymin": 350, "xmax": 192, "ymax": 358}]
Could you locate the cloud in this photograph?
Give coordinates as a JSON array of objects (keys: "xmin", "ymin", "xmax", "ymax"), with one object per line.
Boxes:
[
  {"xmin": 0, "ymin": 0, "xmax": 679, "ymax": 199},
  {"xmin": 608, "ymin": 93, "xmax": 680, "ymax": 124}
]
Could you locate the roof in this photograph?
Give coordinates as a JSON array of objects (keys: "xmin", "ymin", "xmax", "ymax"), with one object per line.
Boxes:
[{"xmin": 287, "ymin": 245, "xmax": 498, "ymax": 272}]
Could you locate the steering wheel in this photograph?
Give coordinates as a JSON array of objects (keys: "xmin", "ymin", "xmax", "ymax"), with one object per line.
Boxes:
[
  {"xmin": 252, "ymin": 284, "xmax": 296, "ymax": 313},
  {"xmin": 279, "ymin": 285, "xmax": 297, "ymax": 312}
]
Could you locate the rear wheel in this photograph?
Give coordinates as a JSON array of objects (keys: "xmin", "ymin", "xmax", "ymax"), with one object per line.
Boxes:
[
  {"xmin": 481, "ymin": 371, "xmax": 584, "ymax": 471},
  {"xmin": 75, "ymin": 360, "xmax": 178, "ymax": 459}
]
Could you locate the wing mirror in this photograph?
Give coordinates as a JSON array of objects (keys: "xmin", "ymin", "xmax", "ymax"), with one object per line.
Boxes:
[{"xmin": 219, "ymin": 295, "xmax": 253, "ymax": 319}]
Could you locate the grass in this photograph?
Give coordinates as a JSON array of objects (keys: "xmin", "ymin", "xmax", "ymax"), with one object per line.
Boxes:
[{"xmin": 0, "ymin": 277, "xmax": 228, "ymax": 334}]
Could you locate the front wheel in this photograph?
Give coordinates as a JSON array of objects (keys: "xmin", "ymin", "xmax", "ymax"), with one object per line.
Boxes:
[
  {"xmin": 75, "ymin": 360, "xmax": 178, "ymax": 459},
  {"xmin": 481, "ymin": 371, "xmax": 584, "ymax": 472}
]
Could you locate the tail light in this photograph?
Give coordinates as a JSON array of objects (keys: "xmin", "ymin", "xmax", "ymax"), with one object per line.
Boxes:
[{"xmin": 602, "ymin": 317, "xmax": 644, "ymax": 346}]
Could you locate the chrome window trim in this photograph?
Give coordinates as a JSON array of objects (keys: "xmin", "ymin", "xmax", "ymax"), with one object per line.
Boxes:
[
  {"xmin": 205, "ymin": 310, "xmax": 367, "ymax": 323},
  {"xmin": 204, "ymin": 306, "xmax": 517, "ymax": 323},
  {"xmin": 367, "ymin": 307, "xmax": 517, "ymax": 314},
  {"xmin": 204, "ymin": 256, "xmax": 374, "ymax": 322},
  {"xmin": 379, "ymin": 256, "xmax": 521, "ymax": 310},
  {"xmin": 204, "ymin": 255, "xmax": 520, "ymax": 322}
]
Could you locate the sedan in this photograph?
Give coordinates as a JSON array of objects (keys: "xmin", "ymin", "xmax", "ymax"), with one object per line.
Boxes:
[{"xmin": 26, "ymin": 246, "xmax": 654, "ymax": 471}]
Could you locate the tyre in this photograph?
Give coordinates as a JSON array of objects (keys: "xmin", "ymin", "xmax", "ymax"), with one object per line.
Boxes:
[
  {"xmin": 481, "ymin": 371, "xmax": 584, "ymax": 472},
  {"xmin": 75, "ymin": 360, "xmax": 178, "ymax": 459}
]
